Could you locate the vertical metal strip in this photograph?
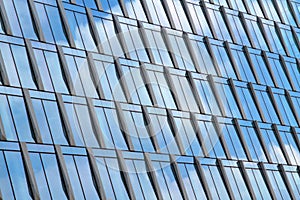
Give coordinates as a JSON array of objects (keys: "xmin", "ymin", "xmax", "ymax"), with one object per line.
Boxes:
[
  {"xmin": 57, "ymin": 45, "xmax": 76, "ymax": 95},
  {"xmin": 182, "ymin": 33, "xmax": 201, "ymax": 73},
  {"xmin": 112, "ymin": 15, "xmax": 130, "ymax": 59},
  {"xmin": 20, "ymin": 142, "xmax": 40, "ymax": 200},
  {"xmin": 220, "ymin": 7, "xmax": 237, "ymax": 44},
  {"xmin": 203, "ymin": 37, "xmax": 222, "ymax": 76},
  {"xmin": 228, "ymin": 79, "xmax": 247, "ymax": 119},
  {"xmin": 94, "ymin": 0, "xmax": 102, "ymax": 11},
  {"xmin": 193, "ymin": 157, "xmax": 213, "ymax": 200},
  {"xmin": 27, "ymin": 0, "xmax": 45, "ymax": 42},
  {"xmin": 86, "ymin": 98, "xmax": 106, "ymax": 148},
  {"xmin": 252, "ymin": 121, "xmax": 272, "ymax": 162},
  {"xmin": 139, "ymin": 0, "xmax": 153, "ymax": 23},
  {"xmin": 86, "ymin": 7, "xmax": 104, "ymax": 54},
  {"xmin": 285, "ymin": 90, "xmax": 300, "ymax": 126},
  {"xmin": 0, "ymin": 51, "xmax": 10, "ymax": 85},
  {"xmin": 224, "ymin": 42, "xmax": 242, "ymax": 80},
  {"xmin": 169, "ymin": 155, "xmax": 189, "ymax": 199},
  {"xmin": 267, "ymin": 86, "xmax": 285, "ymax": 125},
  {"xmin": 274, "ymin": 22, "xmax": 290, "ymax": 56},
  {"xmin": 256, "ymin": 0, "xmax": 269, "ymax": 19},
  {"xmin": 243, "ymin": 46, "xmax": 260, "ymax": 84},
  {"xmin": 232, "ymin": 118, "xmax": 252, "ymax": 161},
  {"xmin": 0, "ymin": 0, "xmax": 12, "ymax": 35},
  {"xmin": 241, "ymin": 0, "xmax": 251, "ymax": 14},
  {"xmin": 248, "ymin": 82, "xmax": 266, "ymax": 122},
  {"xmin": 163, "ymin": 67, "xmax": 182, "ymax": 111},
  {"xmin": 166, "ymin": 109, "xmax": 186, "ymax": 155},
  {"xmin": 137, "ymin": 22, "xmax": 155, "ymax": 63},
  {"xmin": 258, "ymin": 162, "xmax": 277, "ymax": 199},
  {"xmin": 200, "ymin": 0, "xmax": 218, "ymax": 39},
  {"xmin": 55, "ymin": 93, "xmax": 76, "ymax": 146},
  {"xmin": 116, "ymin": 150, "xmax": 136, "ymax": 200},
  {"xmin": 257, "ymin": 18, "xmax": 273, "ymax": 52},
  {"xmin": 118, "ymin": 0, "xmax": 129, "ymax": 17},
  {"xmin": 86, "ymin": 148, "xmax": 106, "ymax": 200},
  {"xmin": 114, "ymin": 102, "xmax": 134, "ymax": 151},
  {"xmin": 216, "ymin": 159, "xmax": 236, "ymax": 200},
  {"xmin": 207, "ymin": 75, "xmax": 226, "ymax": 116},
  {"xmin": 261, "ymin": 51, "xmax": 279, "ymax": 87},
  {"xmin": 272, "ymin": 124, "xmax": 292, "ymax": 165},
  {"xmin": 239, "ymin": 13, "xmax": 256, "ymax": 48},
  {"xmin": 291, "ymin": 27, "xmax": 300, "ymax": 52},
  {"xmin": 212, "ymin": 116, "xmax": 231, "ymax": 159},
  {"xmin": 287, "ymin": 0, "xmax": 300, "ymax": 27},
  {"xmin": 86, "ymin": 53, "xmax": 105, "ymax": 99},
  {"xmin": 186, "ymin": 71, "xmax": 205, "ymax": 113},
  {"xmin": 160, "ymin": 0, "xmax": 176, "ymax": 29},
  {"xmin": 190, "ymin": 113, "xmax": 208, "ymax": 156},
  {"xmin": 57, "ymin": 0, "xmax": 76, "ymax": 48},
  {"xmin": 278, "ymin": 164, "xmax": 296, "ymax": 200},
  {"xmin": 161, "ymin": 28, "xmax": 179, "ymax": 69},
  {"xmin": 181, "ymin": 0, "xmax": 197, "ymax": 34},
  {"xmin": 237, "ymin": 161, "xmax": 256, "ymax": 200},
  {"xmin": 291, "ymin": 127, "xmax": 300, "ymax": 152},
  {"xmin": 141, "ymin": 106, "xmax": 160, "ymax": 153},
  {"xmin": 280, "ymin": 56, "xmax": 296, "ymax": 91},
  {"xmin": 24, "ymin": 39, "xmax": 44, "ymax": 91},
  {"xmin": 0, "ymin": 115, "xmax": 6, "ymax": 140},
  {"xmin": 23, "ymin": 89, "xmax": 43, "ymax": 144},
  {"xmin": 140, "ymin": 63, "xmax": 157, "ymax": 106},
  {"xmin": 272, "ymin": 0, "xmax": 286, "ymax": 24},
  {"xmin": 114, "ymin": 58, "xmax": 132, "ymax": 103},
  {"xmin": 54, "ymin": 145, "xmax": 75, "ymax": 200},
  {"xmin": 144, "ymin": 153, "xmax": 163, "ymax": 200}
]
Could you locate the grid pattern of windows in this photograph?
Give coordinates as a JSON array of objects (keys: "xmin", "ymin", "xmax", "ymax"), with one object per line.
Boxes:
[{"xmin": 0, "ymin": 0, "xmax": 298, "ymax": 199}]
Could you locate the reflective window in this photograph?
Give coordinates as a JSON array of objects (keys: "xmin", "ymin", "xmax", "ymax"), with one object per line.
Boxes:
[
  {"xmin": 266, "ymin": 168, "xmax": 290, "ymax": 199},
  {"xmin": 245, "ymin": 0, "xmax": 264, "ymax": 17},
  {"xmin": 277, "ymin": 0, "xmax": 297, "ymax": 26},
  {"xmin": 0, "ymin": 95, "xmax": 18, "ymax": 141},
  {"xmin": 99, "ymin": 0, "xmax": 123, "ymax": 15},
  {"xmin": 142, "ymin": 0, "xmax": 170, "ymax": 27},
  {"xmin": 279, "ymin": 128, "xmax": 300, "ymax": 165},
  {"xmin": 262, "ymin": 22, "xmax": 286, "ymax": 55},
  {"xmin": 123, "ymin": 0, "xmax": 147, "ymax": 21},
  {"xmin": 260, "ymin": 0, "xmax": 281, "ymax": 22},
  {"xmin": 0, "ymin": 152, "xmax": 14, "ymax": 199},
  {"xmin": 245, "ymin": 17, "xmax": 269, "ymax": 51},
  {"xmin": 1, "ymin": 0, "xmax": 22, "ymax": 36},
  {"xmin": 279, "ymin": 26, "xmax": 300, "ymax": 58},
  {"xmin": 285, "ymin": 167, "xmax": 300, "ymax": 197},
  {"xmin": 284, "ymin": 60, "xmax": 300, "ymax": 91}
]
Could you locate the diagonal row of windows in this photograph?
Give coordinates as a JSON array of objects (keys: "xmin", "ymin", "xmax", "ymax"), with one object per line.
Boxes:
[{"xmin": 0, "ymin": 144, "xmax": 299, "ymax": 199}]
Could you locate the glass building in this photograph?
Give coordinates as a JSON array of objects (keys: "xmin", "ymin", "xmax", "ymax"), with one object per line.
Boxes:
[{"xmin": 0, "ymin": 0, "xmax": 299, "ymax": 199}]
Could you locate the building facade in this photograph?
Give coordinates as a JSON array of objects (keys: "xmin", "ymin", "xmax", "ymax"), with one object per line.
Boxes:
[{"xmin": 0, "ymin": 0, "xmax": 299, "ymax": 199}]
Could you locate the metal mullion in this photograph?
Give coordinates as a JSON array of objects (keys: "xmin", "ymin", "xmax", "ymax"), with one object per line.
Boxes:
[
  {"xmin": 22, "ymin": 89, "xmax": 43, "ymax": 144},
  {"xmin": 203, "ymin": 37, "xmax": 222, "ymax": 76},
  {"xmin": 86, "ymin": 148, "xmax": 106, "ymax": 200},
  {"xmin": 257, "ymin": 17, "xmax": 274, "ymax": 52},
  {"xmin": 20, "ymin": 142, "xmax": 40, "ymax": 200},
  {"xmin": 241, "ymin": 0, "xmax": 251, "ymax": 14},
  {"xmin": 190, "ymin": 113, "xmax": 208, "ymax": 156},
  {"xmin": 267, "ymin": 86, "xmax": 285, "ymax": 125},
  {"xmin": 57, "ymin": 0, "xmax": 76, "ymax": 48},
  {"xmin": 193, "ymin": 157, "xmax": 213, "ymax": 200},
  {"xmin": 183, "ymin": 33, "xmax": 201, "ymax": 73},
  {"xmin": 243, "ymin": 46, "xmax": 260, "ymax": 84},
  {"xmin": 161, "ymin": 28, "xmax": 179, "ymax": 69},
  {"xmin": 0, "ymin": 51, "xmax": 10, "ymax": 85},
  {"xmin": 291, "ymin": 27, "xmax": 300, "ymax": 51},
  {"xmin": 261, "ymin": 51, "xmax": 279, "ymax": 88},
  {"xmin": 233, "ymin": 118, "xmax": 252, "ymax": 161},
  {"xmin": 27, "ymin": 0, "xmax": 45, "ymax": 42},
  {"xmin": 216, "ymin": 159, "xmax": 236, "ymax": 200},
  {"xmin": 169, "ymin": 155, "xmax": 189, "ymax": 199},
  {"xmin": 200, "ymin": 0, "xmax": 218, "ymax": 39},
  {"xmin": 285, "ymin": 90, "xmax": 300, "ymax": 126},
  {"xmin": 140, "ymin": 63, "xmax": 157, "ymax": 106},
  {"xmin": 212, "ymin": 116, "xmax": 231, "ymax": 159},
  {"xmin": 237, "ymin": 161, "xmax": 256, "ymax": 200},
  {"xmin": 85, "ymin": 7, "xmax": 104, "ymax": 54},
  {"xmin": 239, "ymin": 12, "xmax": 256, "ymax": 48},
  {"xmin": 137, "ymin": 22, "xmax": 155, "ymax": 64},
  {"xmin": 116, "ymin": 150, "xmax": 136, "ymax": 200},
  {"xmin": 55, "ymin": 93, "xmax": 76, "ymax": 146},
  {"xmin": 256, "ymin": 0, "xmax": 269, "ymax": 19},
  {"xmin": 272, "ymin": 0, "xmax": 286, "ymax": 24},
  {"xmin": 207, "ymin": 75, "xmax": 226, "ymax": 116},
  {"xmin": 0, "ymin": 115, "xmax": 6, "ymax": 140},
  {"xmin": 291, "ymin": 127, "xmax": 300, "ymax": 153},
  {"xmin": 118, "ymin": 0, "xmax": 129, "ymax": 17},
  {"xmin": 139, "ymin": 0, "xmax": 153, "ymax": 23},
  {"xmin": 166, "ymin": 109, "xmax": 186, "ymax": 155},
  {"xmin": 94, "ymin": 0, "xmax": 102, "ymax": 11},
  {"xmin": 274, "ymin": 22, "xmax": 290, "ymax": 56},
  {"xmin": 141, "ymin": 106, "xmax": 160, "ymax": 153},
  {"xmin": 248, "ymin": 82, "xmax": 266, "ymax": 122},
  {"xmin": 186, "ymin": 71, "xmax": 205, "ymax": 113},
  {"xmin": 144, "ymin": 153, "xmax": 163, "ymax": 200},
  {"xmin": 86, "ymin": 53, "xmax": 105, "ymax": 99},
  {"xmin": 114, "ymin": 102, "xmax": 134, "ymax": 151},
  {"xmin": 163, "ymin": 67, "xmax": 182, "ymax": 110},
  {"xmin": 278, "ymin": 164, "xmax": 296, "ymax": 200},
  {"xmin": 253, "ymin": 121, "xmax": 272, "ymax": 162},
  {"xmin": 287, "ymin": 0, "xmax": 300, "ymax": 27},
  {"xmin": 272, "ymin": 124, "xmax": 292, "ymax": 165},
  {"xmin": 54, "ymin": 145, "xmax": 75, "ymax": 200},
  {"xmin": 160, "ymin": 0, "xmax": 176, "ymax": 29},
  {"xmin": 220, "ymin": 6, "xmax": 237, "ymax": 44},
  {"xmin": 112, "ymin": 15, "xmax": 130, "ymax": 59},
  {"xmin": 114, "ymin": 58, "xmax": 132, "ymax": 103},
  {"xmin": 228, "ymin": 79, "xmax": 246, "ymax": 119},
  {"xmin": 224, "ymin": 42, "xmax": 242, "ymax": 80},
  {"xmin": 24, "ymin": 39, "xmax": 44, "ymax": 91},
  {"xmin": 258, "ymin": 162, "xmax": 277, "ymax": 199},
  {"xmin": 86, "ymin": 98, "xmax": 106, "ymax": 148},
  {"xmin": 0, "ymin": 0, "xmax": 12, "ymax": 35},
  {"xmin": 181, "ymin": 0, "xmax": 197, "ymax": 34}
]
